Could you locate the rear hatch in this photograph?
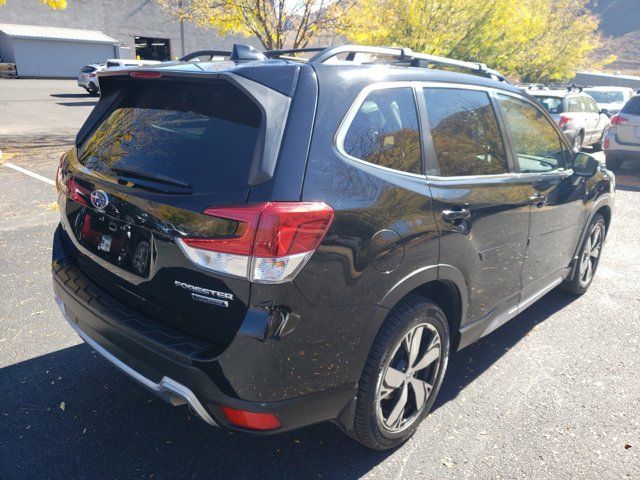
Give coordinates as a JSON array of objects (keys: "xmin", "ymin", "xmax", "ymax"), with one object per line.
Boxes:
[
  {"xmin": 57, "ymin": 67, "xmax": 295, "ymax": 351},
  {"xmin": 614, "ymin": 96, "xmax": 640, "ymax": 146}
]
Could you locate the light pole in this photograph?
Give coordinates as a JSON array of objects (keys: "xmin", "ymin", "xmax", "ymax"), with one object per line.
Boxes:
[{"xmin": 179, "ymin": 0, "xmax": 185, "ymax": 57}]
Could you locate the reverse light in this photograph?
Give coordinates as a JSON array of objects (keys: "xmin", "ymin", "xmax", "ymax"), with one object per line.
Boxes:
[
  {"xmin": 177, "ymin": 202, "xmax": 334, "ymax": 284},
  {"xmin": 220, "ymin": 406, "xmax": 281, "ymax": 431},
  {"xmin": 610, "ymin": 115, "xmax": 628, "ymax": 125}
]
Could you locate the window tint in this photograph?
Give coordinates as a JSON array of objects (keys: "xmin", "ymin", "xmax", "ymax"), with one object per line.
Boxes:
[
  {"xmin": 79, "ymin": 80, "xmax": 261, "ymax": 193},
  {"xmin": 423, "ymin": 88, "xmax": 507, "ymax": 176},
  {"xmin": 497, "ymin": 95, "xmax": 568, "ymax": 173},
  {"xmin": 622, "ymin": 96, "xmax": 640, "ymax": 115},
  {"xmin": 81, "ymin": 66, "xmax": 96, "ymax": 73},
  {"xmin": 567, "ymin": 97, "xmax": 581, "ymax": 113},
  {"xmin": 343, "ymin": 88, "xmax": 422, "ymax": 174},
  {"xmin": 536, "ymin": 96, "xmax": 564, "ymax": 114}
]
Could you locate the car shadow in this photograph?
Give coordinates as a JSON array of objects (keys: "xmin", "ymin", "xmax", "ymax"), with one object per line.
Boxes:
[
  {"xmin": 0, "ymin": 291, "xmax": 575, "ymax": 479},
  {"xmin": 55, "ymin": 101, "xmax": 98, "ymax": 107},
  {"xmin": 50, "ymin": 93, "xmax": 94, "ymax": 99}
]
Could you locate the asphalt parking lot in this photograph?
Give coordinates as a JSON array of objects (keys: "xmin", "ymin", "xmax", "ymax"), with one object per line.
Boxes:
[{"xmin": 0, "ymin": 79, "xmax": 639, "ymax": 480}]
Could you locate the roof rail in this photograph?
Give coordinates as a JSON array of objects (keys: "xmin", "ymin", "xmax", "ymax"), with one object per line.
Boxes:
[
  {"xmin": 179, "ymin": 50, "xmax": 232, "ymax": 62},
  {"xmin": 179, "ymin": 44, "xmax": 509, "ymax": 82},
  {"xmin": 307, "ymin": 45, "xmax": 509, "ymax": 83},
  {"xmin": 264, "ymin": 47, "xmax": 325, "ymax": 61}
]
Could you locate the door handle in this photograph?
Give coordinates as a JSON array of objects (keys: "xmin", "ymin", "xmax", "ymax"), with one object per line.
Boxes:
[
  {"xmin": 529, "ymin": 193, "xmax": 547, "ymax": 207},
  {"xmin": 442, "ymin": 208, "xmax": 471, "ymax": 223}
]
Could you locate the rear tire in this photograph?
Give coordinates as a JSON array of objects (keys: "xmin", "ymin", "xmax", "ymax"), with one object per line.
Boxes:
[
  {"xmin": 573, "ymin": 132, "xmax": 584, "ymax": 153},
  {"xmin": 605, "ymin": 154, "xmax": 622, "ymax": 171},
  {"xmin": 592, "ymin": 130, "xmax": 606, "ymax": 152},
  {"xmin": 346, "ymin": 295, "xmax": 450, "ymax": 450},
  {"xmin": 560, "ymin": 214, "xmax": 606, "ymax": 295}
]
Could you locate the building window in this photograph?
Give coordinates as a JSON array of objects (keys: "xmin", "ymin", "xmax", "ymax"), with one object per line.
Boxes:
[{"xmin": 134, "ymin": 36, "xmax": 170, "ymax": 61}]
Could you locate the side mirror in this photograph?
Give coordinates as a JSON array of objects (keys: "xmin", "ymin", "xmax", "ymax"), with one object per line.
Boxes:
[
  {"xmin": 573, "ymin": 152, "xmax": 599, "ymax": 177},
  {"xmin": 600, "ymin": 108, "xmax": 610, "ymax": 117}
]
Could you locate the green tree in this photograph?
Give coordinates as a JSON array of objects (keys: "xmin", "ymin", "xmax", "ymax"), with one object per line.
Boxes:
[
  {"xmin": 339, "ymin": 0, "xmax": 607, "ymax": 82},
  {"xmin": 0, "ymin": 0, "xmax": 67, "ymax": 7},
  {"xmin": 155, "ymin": 0, "xmax": 352, "ymax": 50}
]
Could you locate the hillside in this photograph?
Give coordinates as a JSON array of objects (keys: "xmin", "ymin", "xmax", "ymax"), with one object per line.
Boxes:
[{"xmin": 587, "ymin": 0, "xmax": 640, "ymax": 74}]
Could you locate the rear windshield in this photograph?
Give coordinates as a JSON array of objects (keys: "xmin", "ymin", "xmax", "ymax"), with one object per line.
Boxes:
[
  {"xmin": 585, "ymin": 90, "xmax": 625, "ymax": 104},
  {"xmin": 534, "ymin": 96, "xmax": 564, "ymax": 114},
  {"xmin": 622, "ymin": 96, "xmax": 640, "ymax": 115},
  {"xmin": 81, "ymin": 66, "xmax": 96, "ymax": 73},
  {"xmin": 78, "ymin": 80, "xmax": 261, "ymax": 193}
]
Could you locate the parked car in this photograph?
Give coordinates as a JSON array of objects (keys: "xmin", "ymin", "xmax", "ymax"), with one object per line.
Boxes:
[
  {"xmin": 584, "ymin": 86, "xmax": 636, "ymax": 117},
  {"xmin": 53, "ymin": 44, "xmax": 614, "ymax": 450},
  {"xmin": 77, "ymin": 63, "xmax": 105, "ymax": 96},
  {"xmin": 81, "ymin": 59, "xmax": 162, "ymax": 96},
  {"xmin": 528, "ymin": 87, "xmax": 610, "ymax": 152},
  {"xmin": 604, "ymin": 94, "xmax": 640, "ymax": 170}
]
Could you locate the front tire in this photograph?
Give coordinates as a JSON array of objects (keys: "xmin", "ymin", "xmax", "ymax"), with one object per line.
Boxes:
[
  {"xmin": 347, "ymin": 295, "xmax": 450, "ymax": 450},
  {"xmin": 561, "ymin": 214, "xmax": 606, "ymax": 295}
]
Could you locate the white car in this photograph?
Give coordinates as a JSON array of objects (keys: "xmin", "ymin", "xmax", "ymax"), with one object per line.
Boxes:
[
  {"xmin": 80, "ymin": 59, "xmax": 162, "ymax": 96},
  {"xmin": 584, "ymin": 86, "xmax": 636, "ymax": 117},
  {"xmin": 77, "ymin": 63, "xmax": 105, "ymax": 96},
  {"xmin": 604, "ymin": 94, "xmax": 640, "ymax": 170}
]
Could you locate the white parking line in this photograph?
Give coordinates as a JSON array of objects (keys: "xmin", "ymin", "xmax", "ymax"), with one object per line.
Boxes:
[{"xmin": 2, "ymin": 162, "xmax": 55, "ymax": 186}]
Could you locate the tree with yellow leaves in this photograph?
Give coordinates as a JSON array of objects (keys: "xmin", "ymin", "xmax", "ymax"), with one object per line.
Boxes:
[
  {"xmin": 339, "ymin": 0, "xmax": 607, "ymax": 82},
  {"xmin": 155, "ymin": 0, "xmax": 353, "ymax": 50},
  {"xmin": 0, "ymin": 0, "xmax": 67, "ymax": 7}
]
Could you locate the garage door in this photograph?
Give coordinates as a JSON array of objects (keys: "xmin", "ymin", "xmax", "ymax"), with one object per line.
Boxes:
[{"xmin": 13, "ymin": 39, "xmax": 115, "ymax": 78}]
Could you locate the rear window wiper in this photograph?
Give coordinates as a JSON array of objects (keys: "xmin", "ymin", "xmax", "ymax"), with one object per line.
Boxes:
[{"xmin": 111, "ymin": 167, "xmax": 192, "ymax": 190}]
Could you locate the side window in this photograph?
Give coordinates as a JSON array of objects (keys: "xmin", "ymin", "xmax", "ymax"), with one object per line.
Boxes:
[
  {"xmin": 343, "ymin": 87, "xmax": 422, "ymax": 174},
  {"xmin": 497, "ymin": 95, "xmax": 570, "ymax": 173},
  {"xmin": 588, "ymin": 98, "xmax": 599, "ymax": 113},
  {"xmin": 582, "ymin": 97, "xmax": 597, "ymax": 114},
  {"xmin": 423, "ymin": 88, "xmax": 508, "ymax": 176},
  {"xmin": 567, "ymin": 97, "xmax": 581, "ymax": 113}
]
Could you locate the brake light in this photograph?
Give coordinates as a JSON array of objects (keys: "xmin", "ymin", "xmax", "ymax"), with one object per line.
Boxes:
[
  {"xmin": 129, "ymin": 71, "xmax": 162, "ymax": 78},
  {"xmin": 604, "ymin": 138, "xmax": 610, "ymax": 150},
  {"xmin": 178, "ymin": 202, "xmax": 334, "ymax": 283},
  {"xmin": 89, "ymin": 73, "xmax": 96, "ymax": 77},
  {"xmin": 220, "ymin": 406, "xmax": 281, "ymax": 431},
  {"xmin": 610, "ymin": 115, "xmax": 628, "ymax": 125},
  {"xmin": 558, "ymin": 115, "xmax": 571, "ymax": 128}
]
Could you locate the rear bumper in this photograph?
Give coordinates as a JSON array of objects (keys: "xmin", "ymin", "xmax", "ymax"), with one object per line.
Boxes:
[
  {"xmin": 605, "ymin": 131, "xmax": 640, "ymax": 158},
  {"xmin": 52, "ymin": 224, "xmax": 357, "ymax": 433}
]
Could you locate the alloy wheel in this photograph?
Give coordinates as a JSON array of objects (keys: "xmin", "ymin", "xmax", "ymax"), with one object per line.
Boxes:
[
  {"xmin": 376, "ymin": 323, "xmax": 442, "ymax": 433},
  {"xmin": 579, "ymin": 222, "xmax": 603, "ymax": 287}
]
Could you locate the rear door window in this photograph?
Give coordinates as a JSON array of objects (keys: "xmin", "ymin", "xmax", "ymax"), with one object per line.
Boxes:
[
  {"xmin": 567, "ymin": 97, "xmax": 581, "ymax": 113},
  {"xmin": 78, "ymin": 80, "xmax": 261, "ymax": 193},
  {"xmin": 423, "ymin": 88, "xmax": 508, "ymax": 176},
  {"xmin": 343, "ymin": 87, "xmax": 422, "ymax": 174}
]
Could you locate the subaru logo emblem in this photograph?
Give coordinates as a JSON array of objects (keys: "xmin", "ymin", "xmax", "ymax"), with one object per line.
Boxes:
[{"xmin": 90, "ymin": 190, "xmax": 109, "ymax": 209}]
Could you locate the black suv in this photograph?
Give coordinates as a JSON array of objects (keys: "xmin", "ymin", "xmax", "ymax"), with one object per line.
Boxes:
[{"xmin": 52, "ymin": 45, "xmax": 614, "ymax": 450}]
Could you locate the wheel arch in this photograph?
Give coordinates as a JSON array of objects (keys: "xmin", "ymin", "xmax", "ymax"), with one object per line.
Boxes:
[{"xmin": 379, "ymin": 264, "xmax": 468, "ymax": 352}]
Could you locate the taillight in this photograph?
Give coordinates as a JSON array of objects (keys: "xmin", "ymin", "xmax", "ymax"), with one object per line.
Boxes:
[
  {"xmin": 89, "ymin": 73, "xmax": 96, "ymax": 77},
  {"xmin": 604, "ymin": 138, "xmax": 610, "ymax": 150},
  {"xmin": 55, "ymin": 153, "xmax": 66, "ymax": 194},
  {"xmin": 177, "ymin": 202, "xmax": 334, "ymax": 283},
  {"xmin": 220, "ymin": 406, "xmax": 281, "ymax": 431},
  {"xmin": 558, "ymin": 115, "xmax": 571, "ymax": 129},
  {"xmin": 610, "ymin": 115, "xmax": 628, "ymax": 125}
]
